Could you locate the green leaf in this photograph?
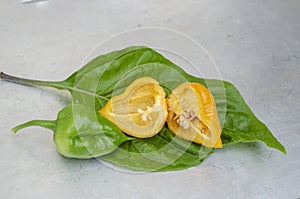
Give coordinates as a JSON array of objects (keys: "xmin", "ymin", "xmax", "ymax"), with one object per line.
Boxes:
[
  {"xmin": 85, "ymin": 54, "xmax": 286, "ymax": 154},
  {"xmin": 101, "ymin": 64, "xmax": 286, "ymax": 171}
]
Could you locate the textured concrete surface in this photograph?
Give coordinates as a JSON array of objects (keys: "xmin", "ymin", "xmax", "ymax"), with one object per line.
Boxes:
[{"xmin": 0, "ymin": 0, "xmax": 299, "ymax": 198}]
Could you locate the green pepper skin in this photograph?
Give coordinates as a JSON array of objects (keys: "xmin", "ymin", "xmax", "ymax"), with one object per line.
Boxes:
[{"xmin": 12, "ymin": 104, "xmax": 131, "ymax": 159}]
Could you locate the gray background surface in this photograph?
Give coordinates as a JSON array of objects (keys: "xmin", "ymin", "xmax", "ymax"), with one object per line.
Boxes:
[{"xmin": 0, "ymin": 0, "xmax": 299, "ymax": 198}]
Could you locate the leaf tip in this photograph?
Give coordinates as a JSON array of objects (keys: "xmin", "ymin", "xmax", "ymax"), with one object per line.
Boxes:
[
  {"xmin": 273, "ymin": 142, "xmax": 287, "ymax": 155},
  {"xmin": 281, "ymin": 146, "xmax": 287, "ymax": 155}
]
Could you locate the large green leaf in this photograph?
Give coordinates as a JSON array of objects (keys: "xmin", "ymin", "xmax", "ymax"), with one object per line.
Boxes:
[{"xmin": 74, "ymin": 47, "xmax": 285, "ymax": 171}]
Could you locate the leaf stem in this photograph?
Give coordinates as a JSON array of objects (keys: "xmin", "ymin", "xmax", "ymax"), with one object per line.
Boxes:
[
  {"xmin": 0, "ymin": 71, "xmax": 66, "ymax": 90},
  {"xmin": 12, "ymin": 120, "xmax": 57, "ymax": 134},
  {"xmin": 0, "ymin": 71, "xmax": 109, "ymax": 101}
]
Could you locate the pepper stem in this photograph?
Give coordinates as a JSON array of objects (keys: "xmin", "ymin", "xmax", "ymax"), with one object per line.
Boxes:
[
  {"xmin": 0, "ymin": 71, "xmax": 66, "ymax": 90},
  {"xmin": 12, "ymin": 120, "xmax": 57, "ymax": 134}
]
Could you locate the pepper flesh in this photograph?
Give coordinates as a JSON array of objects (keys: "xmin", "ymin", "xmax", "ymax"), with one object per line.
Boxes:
[
  {"xmin": 99, "ymin": 77, "xmax": 168, "ymax": 138},
  {"xmin": 167, "ymin": 82, "xmax": 222, "ymax": 148}
]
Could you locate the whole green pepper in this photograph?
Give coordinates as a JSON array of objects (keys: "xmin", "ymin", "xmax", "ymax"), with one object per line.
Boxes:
[{"xmin": 12, "ymin": 104, "xmax": 131, "ymax": 159}]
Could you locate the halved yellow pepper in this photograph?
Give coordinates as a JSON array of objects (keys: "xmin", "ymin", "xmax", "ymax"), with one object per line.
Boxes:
[
  {"xmin": 167, "ymin": 82, "xmax": 222, "ymax": 148},
  {"xmin": 99, "ymin": 77, "xmax": 168, "ymax": 138}
]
